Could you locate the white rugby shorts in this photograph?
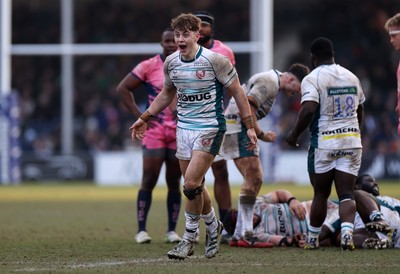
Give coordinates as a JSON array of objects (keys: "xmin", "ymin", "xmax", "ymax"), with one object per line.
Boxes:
[
  {"xmin": 175, "ymin": 127, "xmax": 225, "ymax": 160},
  {"xmin": 221, "ymin": 128, "xmax": 259, "ymax": 160},
  {"xmin": 307, "ymin": 147, "xmax": 362, "ymax": 175}
]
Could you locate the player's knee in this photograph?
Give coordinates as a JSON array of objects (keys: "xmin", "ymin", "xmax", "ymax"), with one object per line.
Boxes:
[
  {"xmin": 141, "ymin": 174, "xmax": 159, "ymax": 190},
  {"xmin": 241, "ymin": 186, "xmax": 257, "ymax": 197},
  {"xmin": 246, "ymin": 170, "xmax": 263, "ymax": 186},
  {"xmin": 183, "ymin": 179, "xmax": 204, "ymax": 200},
  {"xmin": 339, "ymin": 193, "xmax": 354, "ymax": 203}
]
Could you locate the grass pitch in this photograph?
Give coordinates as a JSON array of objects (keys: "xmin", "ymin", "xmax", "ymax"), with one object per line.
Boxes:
[{"xmin": 1, "ymin": 182, "xmax": 400, "ymax": 273}]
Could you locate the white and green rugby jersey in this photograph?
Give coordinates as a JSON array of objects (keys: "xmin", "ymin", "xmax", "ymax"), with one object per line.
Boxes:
[
  {"xmin": 164, "ymin": 46, "xmax": 237, "ymax": 131},
  {"xmin": 225, "ymin": 69, "xmax": 280, "ymax": 134},
  {"xmin": 377, "ymin": 195, "xmax": 400, "ymax": 215},
  {"xmin": 253, "ymin": 194, "xmax": 309, "ymax": 240},
  {"xmin": 301, "ymin": 64, "xmax": 365, "ymax": 149}
]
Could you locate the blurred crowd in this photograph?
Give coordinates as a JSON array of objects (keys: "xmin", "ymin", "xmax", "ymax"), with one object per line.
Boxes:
[{"xmin": 10, "ymin": 0, "xmax": 400, "ymax": 158}]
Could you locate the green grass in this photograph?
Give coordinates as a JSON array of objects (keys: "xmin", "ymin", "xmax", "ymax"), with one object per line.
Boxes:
[{"xmin": 1, "ymin": 182, "xmax": 400, "ymax": 273}]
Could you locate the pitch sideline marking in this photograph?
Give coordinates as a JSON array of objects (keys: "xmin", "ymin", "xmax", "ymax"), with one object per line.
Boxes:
[{"xmin": 13, "ymin": 256, "xmax": 220, "ymax": 272}]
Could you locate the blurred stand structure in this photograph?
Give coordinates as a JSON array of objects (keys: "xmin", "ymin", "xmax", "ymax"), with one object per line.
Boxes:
[{"xmin": 2, "ymin": 0, "xmax": 400, "ymax": 183}]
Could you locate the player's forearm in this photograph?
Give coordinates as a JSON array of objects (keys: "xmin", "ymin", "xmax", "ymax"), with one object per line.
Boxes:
[
  {"xmin": 236, "ymin": 96, "xmax": 252, "ymax": 118},
  {"xmin": 229, "ymin": 81, "xmax": 252, "ymax": 119},
  {"xmin": 252, "ymin": 112, "xmax": 263, "ymax": 137},
  {"xmin": 117, "ymin": 85, "xmax": 142, "ymax": 118},
  {"xmin": 121, "ymin": 92, "xmax": 142, "ymax": 118},
  {"xmin": 275, "ymin": 190, "xmax": 295, "ymax": 203},
  {"xmin": 269, "ymin": 235, "xmax": 289, "ymax": 247},
  {"xmin": 291, "ymin": 103, "xmax": 316, "ymax": 138}
]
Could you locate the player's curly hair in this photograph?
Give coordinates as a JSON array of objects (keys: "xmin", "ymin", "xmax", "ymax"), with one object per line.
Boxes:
[{"xmin": 171, "ymin": 13, "xmax": 201, "ymax": 33}]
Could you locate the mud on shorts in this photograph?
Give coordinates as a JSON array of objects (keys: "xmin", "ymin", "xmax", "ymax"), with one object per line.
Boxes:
[
  {"xmin": 221, "ymin": 125, "xmax": 259, "ymax": 160},
  {"xmin": 142, "ymin": 122, "xmax": 177, "ymax": 158},
  {"xmin": 175, "ymin": 127, "xmax": 225, "ymax": 161},
  {"xmin": 307, "ymin": 147, "xmax": 362, "ymax": 175}
]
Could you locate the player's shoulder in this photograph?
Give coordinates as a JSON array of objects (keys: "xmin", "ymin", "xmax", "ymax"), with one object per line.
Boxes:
[
  {"xmin": 140, "ymin": 54, "xmax": 162, "ymax": 65},
  {"xmin": 248, "ymin": 70, "xmax": 279, "ymax": 88},
  {"xmin": 338, "ymin": 64, "xmax": 360, "ymax": 80},
  {"xmin": 201, "ymin": 46, "xmax": 229, "ymax": 63},
  {"xmin": 133, "ymin": 54, "xmax": 162, "ymax": 73},
  {"xmin": 165, "ymin": 51, "xmax": 180, "ymax": 65},
  {"xmin": 213, "ymin": 39, "xmax": 233, "ymax": 52},
  {"xmin": 250, "ymin": 69, "xmax": 277, "ymax": 82},
  {"xmin": 136, "ymin": 54, "xmax": 161, "ymax": 68},
  {"xmin": 302, "ymin": 66, "xmax": 323, "ymax": 82}
]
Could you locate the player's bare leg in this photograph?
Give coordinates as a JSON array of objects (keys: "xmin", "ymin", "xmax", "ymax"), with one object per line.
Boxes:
[
  {"xmin": 231, "ymin": 156, "xmax": 271, "ymax": 248},
  {"xmin": 211, "ymin": 159, "xmax": 232, "ymax": 244},
  {"xmin": 168, "ymin": 151, "xmax": 221, "ymax": 259}
]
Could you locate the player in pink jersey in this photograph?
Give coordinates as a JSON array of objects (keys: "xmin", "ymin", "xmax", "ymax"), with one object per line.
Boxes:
[
  {"xmin": 117, "ymin": 28, "xmax": 182, "ymax": 244},
  {"xmin": 194, "ymin": 11, "xmax": 236, "ymax": 243},
  {"xmin": 384, "ymin": 13, "xmax": 400, "ymax": 135}
]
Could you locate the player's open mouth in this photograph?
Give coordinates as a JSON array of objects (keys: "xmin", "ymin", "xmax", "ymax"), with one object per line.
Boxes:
[{"xmin": 178, "ymin": 45, "xmax": 187, "ymax": 50}]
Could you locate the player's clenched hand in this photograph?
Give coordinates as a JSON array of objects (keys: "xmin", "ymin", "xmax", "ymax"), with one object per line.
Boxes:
[
  {"xmin": 246, "ymin": 128, "xmax": 258, "ymax": 151},
  {"xmin": 289, "ymin": 199, "xmax": 306, "ymax": 220},
  {"xmin": 286, "ymin": 130, "xmax": 299, "ymax": 147},
  {"xmin": 260, "ymin": 131, "xmax": 276, "ymax": 142},
  {"xmin": 129, "ymin": 119, "xmax": 147, "ymax": 141}
]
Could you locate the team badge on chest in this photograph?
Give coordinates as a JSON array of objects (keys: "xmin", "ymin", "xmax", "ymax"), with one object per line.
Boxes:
[{"xmin": 196, "ymin": 70, "xmax": 205, "ymax": 79}]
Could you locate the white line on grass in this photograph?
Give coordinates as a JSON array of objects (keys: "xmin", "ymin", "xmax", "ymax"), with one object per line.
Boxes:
[
  {"xmin": 14, "ymin": 256, "xmax": 205, "ymax": 272},
  {"xmin": 13, "ymin": 256, "xmax": 379, "ymax": 272}
]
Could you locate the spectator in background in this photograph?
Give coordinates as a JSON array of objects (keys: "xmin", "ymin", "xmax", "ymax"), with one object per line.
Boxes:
[
  {"xmin": 287, "ymin": 37, "xmax": 365, "ymax": 250},
  {"xmin": 384, "ymin": 12, "xmax": 400, "ymax": 135},
  {"xmin": 116, "ymin": 28, "xmax": 182, "ymax": 244},
  {"xmin": 194, "ymin": 10, "xmax": 235, "ymax": 243}
]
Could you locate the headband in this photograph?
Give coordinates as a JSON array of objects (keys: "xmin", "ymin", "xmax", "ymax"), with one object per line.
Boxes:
[{"xmin": 389, "ymin": 30, "xmax": 400, "ymax": 35}]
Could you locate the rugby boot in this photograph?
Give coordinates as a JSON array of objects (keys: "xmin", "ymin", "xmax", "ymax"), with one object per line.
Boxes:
[
  {"xmin": 365, "ymin": 220, "xmax": 392, "ymax": 234},
  {"xmin": 341, "ymin": 232, "xmax": 355, "ymax": 251},
  {"xmin": 362, "ymin": 238, "xmax": 391, "ymax": 249},
  {"xmin": 167, "ymin": 239, "xmax": 194, "ymax": 260},
  {"xmin": 205, "ymin": 220, "xmax": 223, "ymax": 258},
  {"xmin": 304, "ymin": 236, "xmax": 319, "ymax": 250},
  {"xmin": 135, "ymin": 231, "xmax": 151, "ymax": 244},
  {"xmin": 165, "ymin": 231, "xmax": 182, "ymax": 243}
]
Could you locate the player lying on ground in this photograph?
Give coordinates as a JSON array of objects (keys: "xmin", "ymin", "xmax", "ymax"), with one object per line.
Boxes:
[
  {"xmin": 222, "ymin": 189, "xmax": 337, "ymax": 247},
  {"xmin": 355, "ymin": 174, "xmax": 400, "ymax": 215},
  {"xmin": 321, "ymin": 189, "xmax": 395, "ymax": 249}
]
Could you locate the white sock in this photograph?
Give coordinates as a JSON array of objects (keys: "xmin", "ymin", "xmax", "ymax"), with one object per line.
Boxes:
[
  {"xmin": 183, "ymin": 211, "xmax": 200, "ymax": 242},
  {"xmin": 232, "ymin": 203, "xmax": 243, "ymax": 240},
  {"xmin": 308, "ymin": 225, "xmax": 321, "ymax": 239},
  {"xmin": 239, "ymin": 194, "xmax": 256, "ymax": 238},
  {"xmin": 202, "ymin": 207, "xmax": 218, "ymax": 232},
  {"xmin": 341, "ymin": 222, "xmax": 354, "ymax": 236}
]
